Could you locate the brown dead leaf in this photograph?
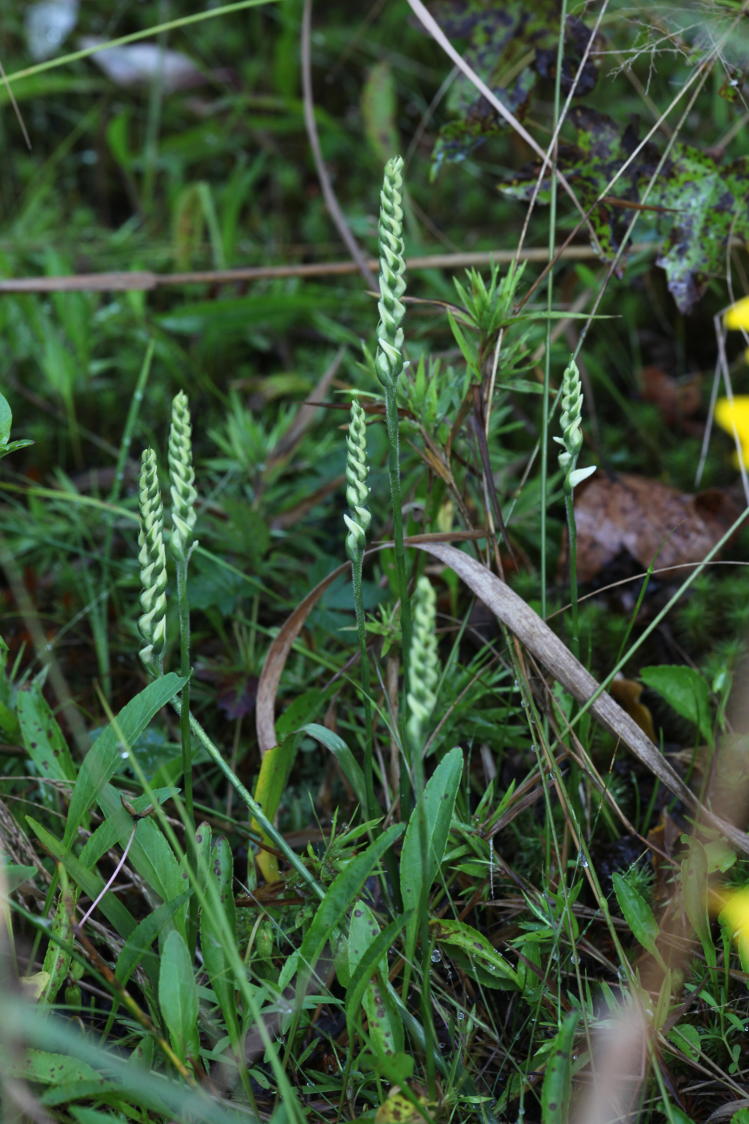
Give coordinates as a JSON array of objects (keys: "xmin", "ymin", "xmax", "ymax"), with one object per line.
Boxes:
[
  {"xmin": 640, "ymin": 365, "xmax": 702, "ymax": 429},
  {"xmin": 610, "ymin": 676, "xmax": 656, "ymax": 741},
  {"xmin": 571, "ymin": 472, "xmax": 741, "ymax": 584}
]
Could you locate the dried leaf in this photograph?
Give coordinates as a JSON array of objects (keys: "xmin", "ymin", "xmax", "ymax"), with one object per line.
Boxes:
[
  {"xmin": 610, "ymin": 676, "xmax": 656, "ymax": 742},
  {"xmin": 640, "ymin": 366, "xmax": 702, "ymax": 429},
  {"xmin": 570, "ymin": 472, "xmax": 741, "ymax": 584}
]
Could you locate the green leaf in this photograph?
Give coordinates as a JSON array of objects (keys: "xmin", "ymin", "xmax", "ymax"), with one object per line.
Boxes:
[
  {"xmin": 285, "ymin": 823, "xmax": 403, "ymax": 987},
  {"xmin": 2, "ymin": 862, "xmax": 37, "ymax": 891},
  {"xmin": 612, "ymin": 871, "xmax": 664, "ymax": 966},
  {"xmin": 400, "ymin": 747, "xmax": 463, "ymax": 959},
  {"xmin": 64, "ymin": 674, "xmax": 186, "ymax": 847},
  {"xmin": 430, "ymin": 917, "xmax": 518, "ymax": 987},
  {"xmin": 0, "ymin": 438, "xmax": 33, "ymax": 458},
  {"xmin": 345, "ymin": 914, "xmax": 410, "ymax": 1047},
  {"xmin": 17, "ymin": 680, "xmax": 77, "ymax": 783},
  {"xmin": 300, "ymin": 723, "xmax": 368, "ymax": 813},
  {"xmin": 541, "ymin": 1011, "xmax": 579, "ymax": 1124},
  {"xmin": 16, "ymin": 1050, "xmax": 100, "ymax": 1085},
  {"xmin": 200, "ymin": 835, "xmax": 240, "ymax": 1042},
  {"xmin": 26, "ymin": 817, "xmax": 139, "ymax": 940},
  {"xmin": 252, "ymin": 736, "xmax": 297, "ymax": 883},
  {"xmin": 70, "ymin": 1108, "xmax": 128, "ymax": 1124},
  {"xmin": 41, "ymin": 891, "xmax": 75, "ymax": 1004},
  {"xmin": 640, "ymin": 665, "xmax": 712, "ymax": 742},
  {"xmin": 116, "ymin": 894, "xmax": 189, "ymax": 990},
  {"xmin": 96, "ymin": 786, "xmax": 187, "ymax": 932},
  {"xmin": 668, "ymin": 1023, "xmax": 701, "ymax": 1063},
  {"xmin": 361, "ymin": 60, "xmax": 399, "ymax": 164},
  {"xmin": 348, "ymin": 900, "xmax": 403, "ymax": 1058},
  {"xmin": 0, "ymin": 392, "xmax": 12, "ymax": 444},
  {"xmin": 158, "ymin": 930, "xmax": 200, "ymax": 1062}
]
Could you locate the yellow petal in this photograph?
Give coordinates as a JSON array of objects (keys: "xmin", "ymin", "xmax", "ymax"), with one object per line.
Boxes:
[
  {"xmin": 724, "ymin": 296, "xmax": 749, "ymax": 330},
  {"xmin": 718, "ymin": 886, "xmax": 749, "ymax": 971},
  {"xmin": 718, "ymin": 886, "xmax": 749, "ymax": 937},
  {"xmin": 715, "ymin": 397, "xmax": 749, "ymax": 468}
]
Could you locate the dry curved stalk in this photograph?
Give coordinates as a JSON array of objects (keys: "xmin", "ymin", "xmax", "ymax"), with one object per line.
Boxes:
[{"xmin": 255, "ymin": 535, "xmax": 749, "ymax": 854}]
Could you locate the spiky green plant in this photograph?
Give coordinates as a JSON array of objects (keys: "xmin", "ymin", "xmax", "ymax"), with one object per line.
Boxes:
[{"xmin": 137, "ymin": 448, "xmax": 167, "ymax": 675}]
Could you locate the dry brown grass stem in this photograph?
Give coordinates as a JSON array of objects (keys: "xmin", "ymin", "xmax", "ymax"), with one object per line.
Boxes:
[{"xmin": 0, "ymin": 245, "xmax": 648, "ymax": 295}]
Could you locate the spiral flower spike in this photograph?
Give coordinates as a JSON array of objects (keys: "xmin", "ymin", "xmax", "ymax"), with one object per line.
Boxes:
[
  {"xmin": 137, "ymin": 448, "xmax": 167, "ymax": 672},
  {"xmin": 375, "ymin": 156, "xmax": 407, "ymax": 391},
  {"xmin": 343, "ymin": 398, "xmax": 372, "ymax": 562},
  {"xmin": 168, "ymin": 391, "xmax": 198, "ymax": 561},
  {"xmin": 406, "ymin": 576, "xmax": 439, "ymax": 746},
  {"xmin": 553, "ymin": 358, "xmax": 595, "ymax": 490}
]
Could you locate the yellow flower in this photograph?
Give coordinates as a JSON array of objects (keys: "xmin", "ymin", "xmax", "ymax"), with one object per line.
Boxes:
[
  {"xmin": 715, "ymin": 885, "xmax": 749, "ymax": 972},
  {"xmin": 724, "ymin": 296, "xmax": 749, "ymax": 330},
  {"xmin": 714, "ymin": 397, "xmax": 749, "ymax": 468}
]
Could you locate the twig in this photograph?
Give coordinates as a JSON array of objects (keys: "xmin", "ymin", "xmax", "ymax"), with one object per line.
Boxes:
[{"xmin": 0, "ymin": 244, "xmax": 651, "ymax": 294}]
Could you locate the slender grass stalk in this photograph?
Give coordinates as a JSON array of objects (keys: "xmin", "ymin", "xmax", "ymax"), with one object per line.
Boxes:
[
  {"xmin": 553, "ymin": 357, "xmax": 595, "ymax": 658},
  {"xmin": 374, "ymin": 156, "xmax": 412, "ymax": 668},
  {"xmin": 343, "ymin": 396, "xmax": 376, "ymax": 818},
  {"xmin": 136, "ymin": 448, "xmax": 167, "ymax": 677},
  {"xmin": 168, "ymin": 391, "xmax": 198, "ymax": 829}
]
